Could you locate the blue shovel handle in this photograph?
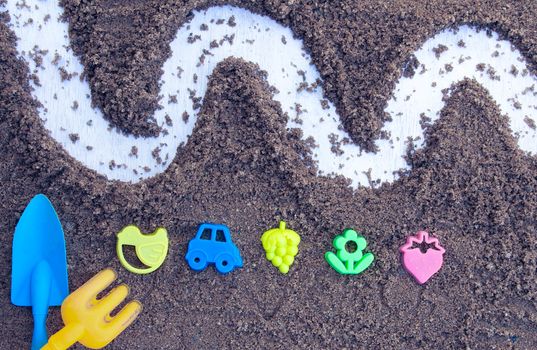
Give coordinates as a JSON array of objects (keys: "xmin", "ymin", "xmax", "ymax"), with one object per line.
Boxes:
[
  {"xmin": 30, "ymin": 261, "xmax": 53, "ymax": 350},
  {"xmin": 31, "ymin": 313, "xmax": 48, "ymax": 350}
]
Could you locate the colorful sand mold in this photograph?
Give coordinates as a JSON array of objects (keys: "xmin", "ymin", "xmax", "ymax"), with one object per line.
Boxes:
[
  {"xmin": 116, "ymin": 225, "xmax": 169, "ymax": 274},
  {"xmin": 325, "ymin": 229, "xmax": 375, "ymax": 275},
  {"xmin": 400, "ymin": 231, "xmax": 445, "ymax": 284},
  {"xmin": 185, "ymin": 223, "xmax": 243, "ymax": 274},
  {"xmin": 261, "ymin": 221, "xmax": 301, "ymax": 274}
]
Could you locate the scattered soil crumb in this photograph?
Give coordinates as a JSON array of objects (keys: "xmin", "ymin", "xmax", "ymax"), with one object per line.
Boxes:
[
  {"xmin": 476, "ymin": 63, "xmax": 486, "ymax": 72},
  {"xmin": 58, "ymin": 67, "xmax": 78, "ymax": 81},
  {"xmin": 486, "ymin": 65, "xmax": 500, "ymax": 80},
  {"xmin": 51, "ymin": 53, "xmax": 61, "ymax": 66},
  {"xmin": 69, "ymin": 133, "xmax": 79, "ymax": 143},
  {"xmin": 187, "ymin": 33, "xmax": 201, "ymax": 44},
  {"xmin": 152, "ymin": 147, "xmax": 162, "ymax": 164},
  {"xmin": 432, "ymin": 44, "xmax": 448, "ymax": 58},
  {"xmin": 219, "ymin": 34, "xmax": 235, "ymax": 46},
  {"xmin": 165, "ymin": 114, "xmax": 173, "ymax": 127},
  {"xmin": 168, "ymin": 95, "xmax": 178, "ymax": 104},
  {"xmin": 182, "ymin": 111, "xmax": 190, "ymax": 123},
  {"xmin": 402, "ymin": 54, "xmax": 420, "ymax": 78},
  {"xmin": 328, "ymin": 133, "xmax": 344, "ymax": 156},
  {"xmin": 187, "ymin": 89, "xmax": 202, "ymax": 110},
  {"xmin": 129, "ymin": 146, "xmax": 138, "ymax": 158},
  {"xmin": 513, "ymin": 100, "xmax": 522, "ymax": 109},
  {"xmin": 524, "ymin": 116, "xmax": 536, "ymax": 129}
]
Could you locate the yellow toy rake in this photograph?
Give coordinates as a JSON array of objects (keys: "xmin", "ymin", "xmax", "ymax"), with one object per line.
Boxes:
[{"xmin": 42, "ymin": 269, "xmax": 142, "ymax": 350}]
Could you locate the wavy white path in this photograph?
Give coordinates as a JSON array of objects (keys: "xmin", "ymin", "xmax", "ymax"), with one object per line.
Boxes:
[{"xmin": 4, "ymin": 2, "xmax": 537, "ymax": 187}]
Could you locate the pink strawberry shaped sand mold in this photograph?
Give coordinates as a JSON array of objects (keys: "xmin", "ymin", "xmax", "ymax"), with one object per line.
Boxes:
[{"xmin": 400, "ymin": 231, "xmax": 445, "ymax": 284}]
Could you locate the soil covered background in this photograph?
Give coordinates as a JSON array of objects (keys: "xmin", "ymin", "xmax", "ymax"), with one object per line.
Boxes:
[{"xmin": 1, "ymin": 0, "xmax": 537, "ymax": 349}]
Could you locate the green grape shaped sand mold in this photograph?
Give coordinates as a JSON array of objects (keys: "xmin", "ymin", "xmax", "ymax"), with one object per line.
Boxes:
[{"xmin": 325, "ymin": 229, "xmax": 374, "ymax": 275}]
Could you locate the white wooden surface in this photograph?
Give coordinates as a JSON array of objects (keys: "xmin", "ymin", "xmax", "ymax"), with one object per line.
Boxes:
[{"xmin": 3, "ymin": 1, "xmax": 537, "ymax": 187}]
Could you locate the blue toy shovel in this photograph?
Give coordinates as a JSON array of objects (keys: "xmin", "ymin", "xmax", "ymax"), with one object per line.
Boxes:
[{"xmin": 11, "ymin": 194, "xmax": 69, "ymax": 350}]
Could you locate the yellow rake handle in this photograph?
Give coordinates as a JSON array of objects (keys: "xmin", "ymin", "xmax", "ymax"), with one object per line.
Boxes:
[{"xmin": 41, "ymin": 323, "xmax": 84, "ymax": 350}]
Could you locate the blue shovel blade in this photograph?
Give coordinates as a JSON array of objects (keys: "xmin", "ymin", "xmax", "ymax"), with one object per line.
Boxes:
[{"xmin": 11, "ymin": 194, "xmax": 69, "ymax": 307}]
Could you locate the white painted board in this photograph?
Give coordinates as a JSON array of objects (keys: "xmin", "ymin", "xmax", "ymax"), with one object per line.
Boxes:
[{"xmin": 3, "ymin": 2, "xmax": 536, "ymax": 187}]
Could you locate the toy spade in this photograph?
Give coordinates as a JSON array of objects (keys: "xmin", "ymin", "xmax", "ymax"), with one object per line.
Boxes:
[
  {"xmin": 11, "ymin": 194, "xmax": 69, "ymax": 350},
  {"xmin": 42, "ymin": 269, "xmax": 142, "ymax": 350}
]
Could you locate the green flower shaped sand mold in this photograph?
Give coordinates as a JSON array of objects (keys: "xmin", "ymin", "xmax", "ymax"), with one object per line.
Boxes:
[{"xmin": 325, "ymin": 229, "xmax": 374, "ymax": 275}]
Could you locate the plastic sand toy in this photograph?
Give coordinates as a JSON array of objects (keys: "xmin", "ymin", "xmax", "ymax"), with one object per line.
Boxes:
[
  {"xmin": 185, "ymin": 223, "xmax": 243, "ymax": 274},
  {"xmin": 261, "ymin": 221, "xmax": 301, "ymax": 274},
  {"xmin": 400, "ymin": 231, "xmax": 445, "ymax": 284},
  {"xmin": 11, "ymin": 194, "xmax": 69, "ymax": 350},
  {"xmin": 325, "ymin": 229, "xmax": 374, "ymax": 275},
  {"xmin": 42, "ymin": 269, "xmax": 142, "ymax": 350},
  {"xmin": 116, "ymin": 225, "xmax": 169, "ymax": 274}
]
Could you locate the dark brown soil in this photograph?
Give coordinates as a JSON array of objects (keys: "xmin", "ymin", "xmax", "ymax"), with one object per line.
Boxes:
[{"xmin": 1, "ymin": 1, "xmax": 536, "ymax": 349}]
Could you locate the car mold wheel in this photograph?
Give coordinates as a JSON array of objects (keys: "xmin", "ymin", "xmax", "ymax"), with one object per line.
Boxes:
[
  {"xmin": 187, "ymin": 250, "xmax": 208, "ymax": 271},
  {"xmin": 215, "ymin": 253, "xmax": 235, "ymax": 274}
]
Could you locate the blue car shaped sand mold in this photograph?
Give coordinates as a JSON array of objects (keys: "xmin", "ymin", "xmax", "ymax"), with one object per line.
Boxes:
[{"xmin": 186, "ymin": 223, "xmax": 243, "ymax": 274}]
